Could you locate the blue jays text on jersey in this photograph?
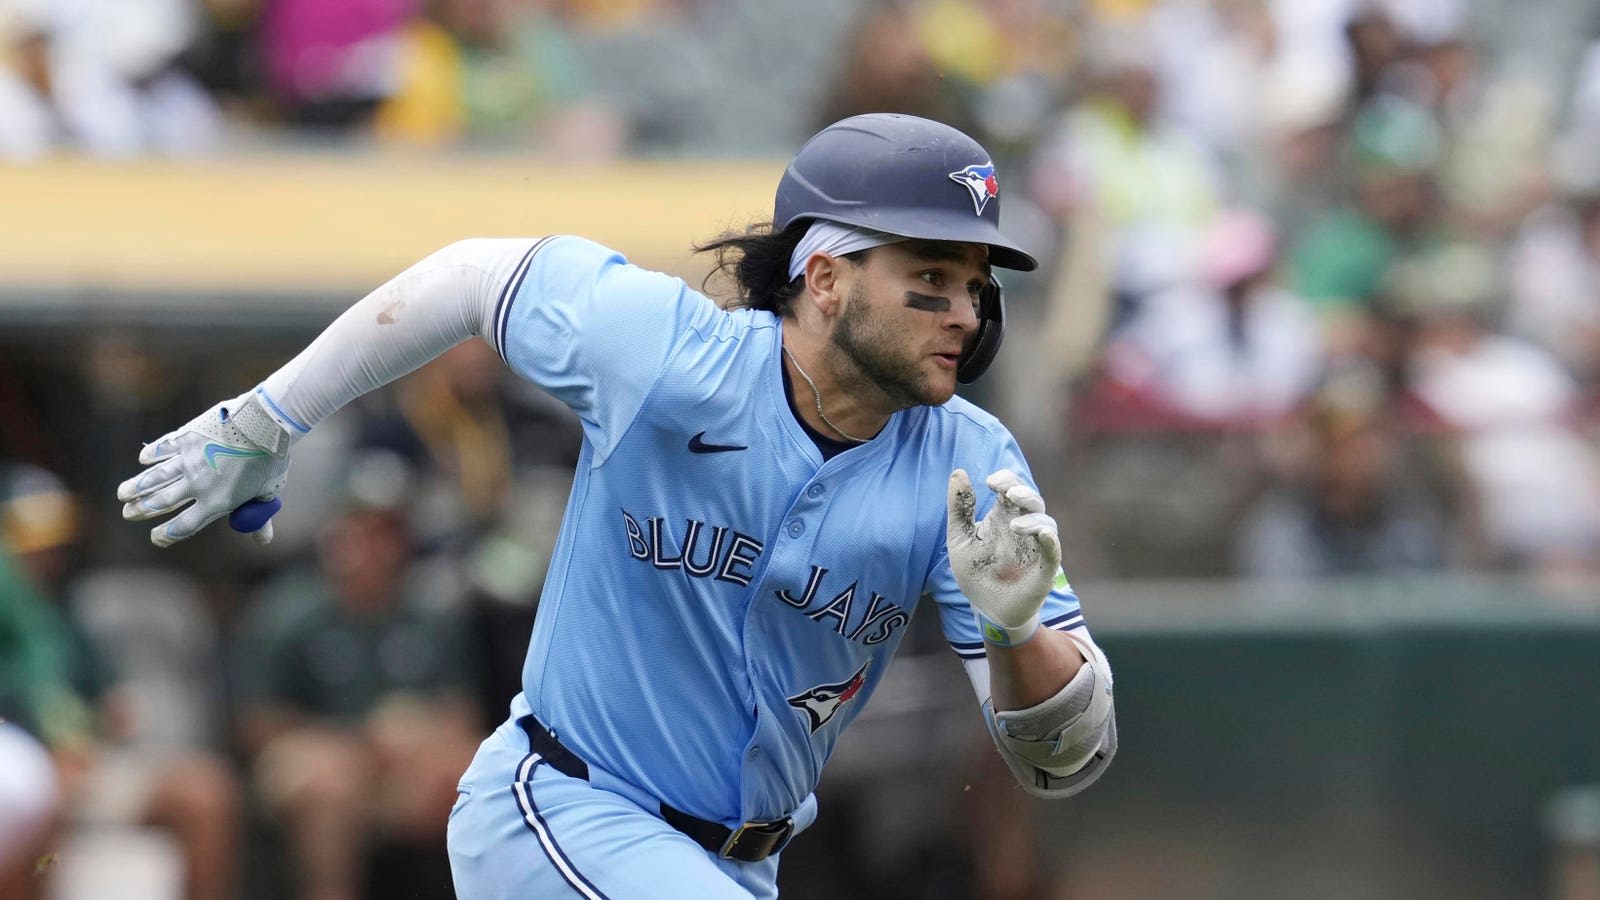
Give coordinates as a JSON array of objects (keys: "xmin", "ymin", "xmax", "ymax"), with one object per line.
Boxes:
[
  {"xmin": 620, "ymin": 511, "xmax": 912, "ymax": 647},
  {"xmin": 487, "ymin": 235, "xmax": 1085, "ymax": 830}
]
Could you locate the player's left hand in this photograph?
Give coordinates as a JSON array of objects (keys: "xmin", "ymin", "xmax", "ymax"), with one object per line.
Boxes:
[{"xmin": 946, "ymin": 468, "xmax": 1061, "ymax": 646}]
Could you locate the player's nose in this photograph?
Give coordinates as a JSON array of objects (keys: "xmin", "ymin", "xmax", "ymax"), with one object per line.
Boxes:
[{"xmin": 946, "ymin": 292, "xmax": 980, "ymax": 333}]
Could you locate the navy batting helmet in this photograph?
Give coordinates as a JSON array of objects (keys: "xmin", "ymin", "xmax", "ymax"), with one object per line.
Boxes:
[
  {"xmin": 775, "ymin": 114, "xmax": 1036, "ymax": 383},
  {"xmin": 775, "ymin": 113, "xmax": 1038, "ymax": 271}
]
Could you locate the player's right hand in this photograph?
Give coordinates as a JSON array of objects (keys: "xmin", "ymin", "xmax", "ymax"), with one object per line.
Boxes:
[{"xmin": 117, "ymin": 391, "xmax": 293, "ymax": 548}]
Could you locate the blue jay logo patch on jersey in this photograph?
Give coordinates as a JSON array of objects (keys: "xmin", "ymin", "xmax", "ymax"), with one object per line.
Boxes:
[
  {"xmin": 949, "ymin": 162, "xmax": 999, "ymax": 215},
  {"xmin": 787, "ymin": 661, "xmax": 870, "ymax": 733}
]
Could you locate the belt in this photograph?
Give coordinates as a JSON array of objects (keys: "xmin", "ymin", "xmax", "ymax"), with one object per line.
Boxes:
[{"xmin": 517, "ymin": 715, "xmax": 794, "ymax": 863}]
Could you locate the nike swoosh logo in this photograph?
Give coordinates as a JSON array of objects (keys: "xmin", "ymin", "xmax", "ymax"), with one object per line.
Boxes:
[
  {"xmin": 203, "ymin": 442, "xmax": 270, "ymax": 470},
  {"xmin": 688, "ymin": 431, "xmax": 746, "ymax": 454}
]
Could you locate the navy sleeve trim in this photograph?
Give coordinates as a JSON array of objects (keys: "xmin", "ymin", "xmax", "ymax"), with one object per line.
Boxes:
[
  {"xmin": 493, "ymin": 236, "xmax": 557, "ymax": 362},
  {"xmin": 949, "ymin": 638, "xmax": 985, "ymax": 660},
  {"xmin": 1044, "ymin": 612, "xmax": 1085, "ymax": 630}
]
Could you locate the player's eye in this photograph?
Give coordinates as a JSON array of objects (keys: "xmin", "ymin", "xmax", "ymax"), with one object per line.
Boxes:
[{"xmin": 921, "ymin": 270, "xmax": 945, "ymax": 288}]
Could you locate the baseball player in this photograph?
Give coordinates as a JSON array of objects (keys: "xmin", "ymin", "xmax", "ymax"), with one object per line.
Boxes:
[{"xmin": 118, "ymin": 113, "xmax": 1116, "ymax": 899}]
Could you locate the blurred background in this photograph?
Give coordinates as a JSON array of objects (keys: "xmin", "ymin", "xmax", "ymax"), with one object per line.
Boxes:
[{"xmin": 4, "ymin": 0, "xmax": 1600, "ymax": 897}]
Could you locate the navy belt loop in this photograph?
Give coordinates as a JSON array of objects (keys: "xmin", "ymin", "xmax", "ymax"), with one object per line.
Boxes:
[{"xmin": 518, "ymin": 715, "xmax": 589, "ymax": 781}]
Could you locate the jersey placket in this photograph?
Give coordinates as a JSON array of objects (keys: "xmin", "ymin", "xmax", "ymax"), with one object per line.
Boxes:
[{"xmin": 734, "ymin": 438, "xmax": 900, "ymax": 823}]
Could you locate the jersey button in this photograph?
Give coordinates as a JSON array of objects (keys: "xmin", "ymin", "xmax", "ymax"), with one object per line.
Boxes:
[
  {"xmin": 747, "ymin": 746, "xmax": 761, "ymax": 760},
  {"xmin": 806, "ymin": 484, "xmax": 825, "ymax": 499},
  {"xmin": 787, "ymin": 520, "xmax": 805, "ymax": 538}
]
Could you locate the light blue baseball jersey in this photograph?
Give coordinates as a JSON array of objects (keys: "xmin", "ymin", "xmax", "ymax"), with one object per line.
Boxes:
[{"xmin": 490, "ymin": 235, "xmax": 1084, "ymax": 828}]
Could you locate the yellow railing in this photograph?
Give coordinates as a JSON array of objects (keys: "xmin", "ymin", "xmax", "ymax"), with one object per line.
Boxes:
[{"xmin": 0, "ymin": 156, "xmax": 784, "ymax": 294}]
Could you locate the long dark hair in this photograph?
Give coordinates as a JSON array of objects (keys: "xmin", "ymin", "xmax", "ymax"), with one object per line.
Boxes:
[
  {"xmin": 695, "ymin": 221, "xmax": 874, "ymax": 316},
  {"xmin": 694, "ymin": 221, "xmax": 808, "ymax": 315}
]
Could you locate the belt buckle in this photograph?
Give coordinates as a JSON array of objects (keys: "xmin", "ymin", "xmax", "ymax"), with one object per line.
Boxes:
[{"xmin": 719, "ymin": 818, "xmax": 793, "ymax": 862}]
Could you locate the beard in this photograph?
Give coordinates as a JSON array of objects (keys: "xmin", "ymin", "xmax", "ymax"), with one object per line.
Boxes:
[{"xmin": 829, "ymin": 281, "xmax": 951, "ymax": 409}]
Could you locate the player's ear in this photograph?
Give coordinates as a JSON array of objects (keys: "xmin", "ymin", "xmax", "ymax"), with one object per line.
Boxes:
[{"xmin": 803, "ymin": 253, "xmax": 846, "ymax": 318}]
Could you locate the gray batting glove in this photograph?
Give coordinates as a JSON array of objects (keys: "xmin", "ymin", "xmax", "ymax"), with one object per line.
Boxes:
[
  {"xmin": 117, "ymin": 391, "xmax": 293, "ymax": 548},
  {"xmin": 946, "ymin": 468, "xmax": 1062, "ymax": 646}
]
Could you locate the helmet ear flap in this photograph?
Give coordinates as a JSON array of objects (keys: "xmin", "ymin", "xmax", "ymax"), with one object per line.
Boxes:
[{"xmin": 956, "ymin": 275, "xmax": 1005, "ymax": 384}]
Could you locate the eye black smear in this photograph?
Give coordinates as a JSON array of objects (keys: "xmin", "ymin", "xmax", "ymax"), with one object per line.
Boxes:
[{"xmin": 904, "ymin": 292, "xmax": 950, "ymax": 313}]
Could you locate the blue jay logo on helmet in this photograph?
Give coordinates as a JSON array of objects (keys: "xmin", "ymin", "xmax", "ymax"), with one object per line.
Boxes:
[{"xmin": 949, "ymin": 162, "xmax": 1000, "ymax": 216}]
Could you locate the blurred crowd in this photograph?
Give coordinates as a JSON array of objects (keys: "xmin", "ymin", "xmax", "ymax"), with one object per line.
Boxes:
[
  {"xmin": 0, "ymin": 0, "xmax": 870, "ymax": 158},
  {"xmin": 8, "ymin": 0, "xmax": 1600, "ymax": 898},
  {"xmin": 1, "ymin": 341, "xmax": 588, "ymax": 900},
  {"xmin": 1011, "ymin": 0, "xmax": 1600, "ymax": 587}
]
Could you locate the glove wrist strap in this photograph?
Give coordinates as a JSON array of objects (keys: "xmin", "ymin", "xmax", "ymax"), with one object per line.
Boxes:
[
  {"xmin": 978, "ymin": 612, "xmax": 1040, "ymax": 648},
  {"xmin": 225, "ymin": 392, "xmax": 294, "ymax": 456}
]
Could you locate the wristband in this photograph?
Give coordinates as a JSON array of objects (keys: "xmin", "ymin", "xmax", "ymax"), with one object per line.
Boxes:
[{"xmin": 978, "ymin": 611, "xmax": 1040, "ymax": 648}]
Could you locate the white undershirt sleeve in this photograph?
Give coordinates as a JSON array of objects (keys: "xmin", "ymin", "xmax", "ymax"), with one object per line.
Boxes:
[{"xmin": 257, "ymin": 238, "xmax": 541, "ymax": 436}]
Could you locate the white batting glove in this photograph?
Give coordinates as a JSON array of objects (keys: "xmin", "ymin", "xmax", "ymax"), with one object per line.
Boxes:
[
  {"xmin": 117, "ymin": 390, "xmax": 294, "ymax": 548},
  {"xmin": 946, "ymin": 468, "xmax": 1062, "ymax": 647}
]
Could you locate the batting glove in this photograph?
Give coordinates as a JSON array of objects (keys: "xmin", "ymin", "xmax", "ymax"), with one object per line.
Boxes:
[
  {"xmin": 946, "ymin": 468, "xmax": 1062, "ymax": 647},
  {"xmin": 117, "ymin": 390, "xmax": 294, "ymax": 548}
]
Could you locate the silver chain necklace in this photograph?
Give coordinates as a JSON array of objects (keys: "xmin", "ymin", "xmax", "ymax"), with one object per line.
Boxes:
[{"xmin": 783, "ymin": 345, "xmax": 869, "ymax": 444}]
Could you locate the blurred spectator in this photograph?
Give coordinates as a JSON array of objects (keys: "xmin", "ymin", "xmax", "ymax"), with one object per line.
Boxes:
[
  {"xmin": 0, "ymin": 476, "xmax": 86, "ymax": 764},
  {"xmin": 1243, "ymin": 55, "xmax": 1351, "ymax": 235},
  {"xmin": 1564, "ymin": 37, "xmax": 1600, "ymax": 149},
  {"xmin": 258, "ymin": 344, "xmax": 580, "ymax": 732},
  {"xmin": 0, "ymin": 514, "xmax": 76, "ymax": 900},
  {"xmin": 1236, "ymin": 364, "xmax": 1450, "ymax": 578},
  {"xmin": 1507, "ymin": 183, "xmax": 1600, "ymax": 386},
  {"xmin": 0, "ymin": 0, "xmax": 221, "ymax": 158},
  {"xmin": 380, "ymin": 342, "xmax": 519, "ymax": 535},
  {"xmin": 814, "ymin": 0, "xmax": 1083, "ymax": 158},
  {"xmin": 181, "ymin": 0, "xmax": 261, "ymax": 110},
  {"xmin": 355, "ymin": 340, "xmax": 582, "ymax": 545},
  {"xmin": 0, "ymin": 462, "xmax": 241, "ymax": 900},
  {"xmin": 1030, "ymin": 21, "xmax": 1222, "ymax": 385},
  {"xmin": 349, "ymin": 344, "xmax": 581, "ymax": 723},
  {"xmin": 1392, "ymin": 244, "xmax": 1600, "ymax": 576},
  {"xmin": 0, "ymin": 1, "xmax": 55, "ymax": 159},
  {"xmin": 1412, "ymin": 37, "xmax": 1551, "ymax": 233},
  {"xmin": 1101, "ymin": 209, "xmax": 1323, "ymax": 425},
  {"xmin": 951, "ymin": 0, "xmax": 1081, "ymax": 153},
  {"xmin": 1344, "ymin": 3, "xmax": 1408, "ymax": 104},
  {"xmin": 1146, "ymin": 0, "xmax": 1279, "ymax": 170},
  {"xmin": 815, "ymin": 0, "xmax": 978, "ymax": 141},
  {"xmin": 1288, "ymin": 94, "xmax": 1443, "ymax": 357},
  {"xmin": 0, "ymin": 721, "xmax": 57, "ymax": 899},
  {"xmin": 256, "ymin": 0, "xmax": 415, "ymax": 131},
  {"xmin": 559, "ymin": 0, "xmax": 855, "ymax": 155},
  {"xmin": 454, "ymin": 463, "xmax": 572, "ymax": 727},
  {"xmin": 369, "ymin": 1, "xmax": 463, "ymax": 145},
  {"xmin": 375, "ymin": 0, "xmax": 625, "ymax": 155},
  {"xmin": 1031, "ymin": 22, "xmax": 1222, "ymax": 305},
  {"xmin": 233, "ymin": 481, "xmax": 480, "ymax": 900}
]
